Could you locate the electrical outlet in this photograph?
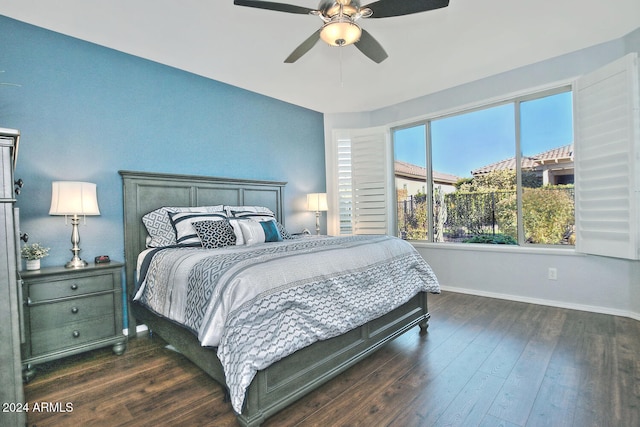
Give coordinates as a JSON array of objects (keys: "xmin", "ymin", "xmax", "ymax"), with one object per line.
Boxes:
[{"xmin": 548, "ymin": 267, "xmax": 558, "ymax": 280}]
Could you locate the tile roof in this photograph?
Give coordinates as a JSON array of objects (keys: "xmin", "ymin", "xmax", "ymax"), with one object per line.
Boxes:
[
  {"xmin": 394, "ymin": 161, "xmax": 459, "ymax": 184},
  {"xmin": 472, "ymin": 156, "xmax": 537, "ymax": 175},
  {"xmin": 394, "ymin": 145, "xmax": 573, "ymax": 181},
  {"xmin": 472, "ymin": 144, "xmax": 573, "ymax": 175},
  {"xmin": 534, "ymin": 144, "xmax": 574, "ymax": 163}
]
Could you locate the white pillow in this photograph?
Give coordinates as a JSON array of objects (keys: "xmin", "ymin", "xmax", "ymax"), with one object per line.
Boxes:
[
  {"xmin": 237, "ymin": 219, "xmax": 283, "ymax": 246},
  {"xmin": 228, "ymin": 219, "xmax": 246, "ymax": 245}
]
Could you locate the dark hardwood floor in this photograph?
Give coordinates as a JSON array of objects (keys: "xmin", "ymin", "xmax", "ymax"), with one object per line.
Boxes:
[{"xmin": 24, "ymin": 292, "xmax": 640, "ymax": 426}]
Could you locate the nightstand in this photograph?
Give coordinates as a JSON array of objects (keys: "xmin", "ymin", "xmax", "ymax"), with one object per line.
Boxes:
[{"xmin": 20, "ymin": 262, "xmax": 127, "ymax": 381}]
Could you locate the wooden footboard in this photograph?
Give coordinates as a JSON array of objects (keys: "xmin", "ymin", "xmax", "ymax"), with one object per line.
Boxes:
[
  {"xmin": 240, "ymin": 292, "xmax": 429, "ymax": 427},
  {"xmin": 133, "ymin": 292, "xmax": 429, "ymax": 427}
]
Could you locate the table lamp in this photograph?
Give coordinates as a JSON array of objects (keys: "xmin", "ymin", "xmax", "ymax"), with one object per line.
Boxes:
[
  {"xmin": 49, "ymin": 181, "xmax": 100, "ymax": 268},
  {"xmin": 307, "ymin": 192, "xmax": 328, "ymax": 235}
]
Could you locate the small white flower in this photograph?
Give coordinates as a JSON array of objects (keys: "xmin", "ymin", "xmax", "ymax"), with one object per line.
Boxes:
[{"xmin": 21, "ymin": 243, "xmax": 50, "ymax": 260}]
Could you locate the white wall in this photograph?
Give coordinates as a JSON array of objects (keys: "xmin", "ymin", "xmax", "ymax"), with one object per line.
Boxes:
[
  {"xmin": 415, "ymin": 244, "xmax": 639, "ymax": 320},
  {"xmin": 324, "ymin": 28, "xmax": 640, "ymax": 320}
]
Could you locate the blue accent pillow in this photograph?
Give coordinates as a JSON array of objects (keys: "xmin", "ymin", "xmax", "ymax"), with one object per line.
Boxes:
[{"xmin": 260, "ymin": 219, "xmax": 282, "ymax": 242}]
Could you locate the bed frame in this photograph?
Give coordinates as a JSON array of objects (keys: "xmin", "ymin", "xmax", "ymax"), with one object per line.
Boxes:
[{"xmin": 119, "ymin": 170, "xmax": 430, "ymax": 427}]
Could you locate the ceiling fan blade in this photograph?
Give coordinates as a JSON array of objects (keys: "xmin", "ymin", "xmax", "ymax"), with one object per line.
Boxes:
[
  {"xmin": 354, "ymin": 29, "xmax": 388, "ymax": 63},
  {"xmin": 365, "ymin": 0, "xmax": 449, "ymax": 18},
  {"xmin": 284, "ymin": 29, "xmax": 322, "ymax": 63},
  {"xmin": 233, "ymin": 0, "xmax": 315, "ymax": 15}
]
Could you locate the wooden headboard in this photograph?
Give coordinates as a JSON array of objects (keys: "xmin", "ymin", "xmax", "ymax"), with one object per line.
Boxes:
[{"xmin": 119, "ymin": 170, "xmax": 286, "ymax": 333}]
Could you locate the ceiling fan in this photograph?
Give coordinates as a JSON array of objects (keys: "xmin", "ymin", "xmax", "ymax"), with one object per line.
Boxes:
[{"xmin": 233, "ymin": 0, "xmax": 450, "ymax": 63}]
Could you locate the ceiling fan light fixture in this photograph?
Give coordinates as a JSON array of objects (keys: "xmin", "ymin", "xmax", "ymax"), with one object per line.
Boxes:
[
  {"xmin": 320, "ymin": 19, "xmax": 362, "ymax": 47},
  {"xmin": 236, "ymin": 0, "xmax": 450, "ymax": 63}
]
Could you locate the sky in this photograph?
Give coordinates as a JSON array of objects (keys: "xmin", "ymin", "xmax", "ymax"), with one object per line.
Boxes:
[{"xmin": 394, "ymin": 91, "xmax": 574, "ymax": 178}]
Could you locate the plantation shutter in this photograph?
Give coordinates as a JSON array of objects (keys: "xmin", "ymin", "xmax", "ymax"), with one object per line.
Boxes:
[
  {"xmin": 336, "ymin": 135, "xmax": 354, "ymax": 235},
  {"xmin": 574, "ymin": 53, "xmax": 640, "ymax": 260},
  {"xmin": 329, "ymin": 127, "xmax": 391, "ymax": 235},
  {"xmin": 350, "ymin": 128, "xmax": 391, "ymax": 235}
]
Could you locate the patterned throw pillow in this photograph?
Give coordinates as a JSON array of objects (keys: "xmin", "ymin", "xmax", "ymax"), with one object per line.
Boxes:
[
  {"xmin": 193, "ymin": 220, "xmax": 237, "ymax": 249},
  {"xmin": 142, "ymin": 205, "xmax": 224, "ymax": 247},
  {"xmin": 276, "ymin": 222, "xmax": 294, "ymax": 239},
  {"xmin": 168, "ymin": 211, "xmax": 228, "ymax": 246},
  {"xmin": 229, "ymin": 210, "xmax": 275, "ymax": 221},
  {"xmin": 224, "ymin": 206, "xmax": 275, "ymax": 217}
]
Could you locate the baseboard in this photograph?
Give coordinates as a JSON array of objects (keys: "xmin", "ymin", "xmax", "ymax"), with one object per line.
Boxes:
[{"xmin": 439, "ymin": 285, "xmax": 640, "ymax": 322}]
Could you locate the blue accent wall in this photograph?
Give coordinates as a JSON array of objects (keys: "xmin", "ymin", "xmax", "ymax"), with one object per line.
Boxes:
[{"xmin": 1, "ymin": 16, "xmax": 325, "ymax": 269}]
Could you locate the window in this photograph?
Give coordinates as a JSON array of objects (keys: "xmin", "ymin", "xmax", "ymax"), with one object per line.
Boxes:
[
  {"xmin": 394, "ymin": 89, "xmax": 574, "ymax": 246},
  {"xmin": 329, "ymin": 53, "xmax": 639, "ymax": 259},
  {"xmin": 394, "ymin": 125, "xmax": 427, "ymax": 240},
  {"xmin": 520, "ymin": 92, "xmax": 575, "ymax": 246}
]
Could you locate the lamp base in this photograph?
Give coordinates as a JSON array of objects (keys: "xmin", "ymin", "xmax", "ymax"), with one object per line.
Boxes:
[
  {"xmin": 65, "ymin": 215, "xmax": 88, "ymax": 268},
  {"xmin": 65, "ymin": 256, "xmax": 88, "ymax": 269},
  {"xmin": 315, "ymin": 211, "xmax": 321, "ymax": 235}
]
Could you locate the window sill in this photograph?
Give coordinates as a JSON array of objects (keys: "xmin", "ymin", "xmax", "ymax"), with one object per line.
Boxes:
[{"xmin": 408, "ymin": 240, "xmax": 580, "ymax": 257}]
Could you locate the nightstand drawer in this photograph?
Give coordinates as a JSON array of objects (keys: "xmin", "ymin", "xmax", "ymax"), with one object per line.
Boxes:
[
  {"xmin": 30, "ymin": 315, "xmax": 116, "ymax": 356},
  {"xmin": 28, "ymin": 273, "xmax": 114, "ymax": 302},
  {"xmin": 29, "ymin": 294, "xmax": 115, "ymax": 331}
]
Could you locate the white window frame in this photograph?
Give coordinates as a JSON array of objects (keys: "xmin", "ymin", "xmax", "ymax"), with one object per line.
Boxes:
[{"xmin": 391, "ymin": 87, "xmax": 572, "ymax": 246}]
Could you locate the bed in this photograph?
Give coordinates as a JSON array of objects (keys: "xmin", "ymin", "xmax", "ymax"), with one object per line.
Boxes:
[{"xmin": 120, "ymin": 170, "xmax": 440, "ymax": 427}]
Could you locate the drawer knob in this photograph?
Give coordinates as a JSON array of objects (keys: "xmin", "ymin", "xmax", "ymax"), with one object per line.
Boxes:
[
  {"xmin": 70, "ymin": 284, "xmax": 79, "ymax": 290},
  {"xmin": 71, "ymin": 307, "xmax": 79, "ymax": 314},
  {"xmin": 72, "ymin": 330, "xmax": 80, "ymax": 338}
]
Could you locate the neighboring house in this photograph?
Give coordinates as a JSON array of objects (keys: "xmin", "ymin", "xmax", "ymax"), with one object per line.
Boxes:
[
  {"xmin": 395, "ymin": 144, "xmax": 573, "ymax": 203},
  {"xmin": 471, "ymin": 144, "xmax": 574, "ymax": 185},
  {"xmin": 394, "ymin": 160, "xmax": 459, "ymax": 200}
]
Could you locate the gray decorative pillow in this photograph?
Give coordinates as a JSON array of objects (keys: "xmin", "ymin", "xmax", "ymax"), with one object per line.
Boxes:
[
  {"xmin": 143, "ymin": 207, "xmax": 198, "ymax": 247},
  {"xmin": 142, "ymin": 205, "xmax": 224, "ymax": 247},
  {"xmin": 193, "ymin": 220, "xmax": 237, "ymax": 249},
  {"xmin": 276, "ymin": 222, "xmax": 294, "ymax": 239}
]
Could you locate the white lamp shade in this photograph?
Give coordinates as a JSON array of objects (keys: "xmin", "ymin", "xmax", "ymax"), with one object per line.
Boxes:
[
  {"xmin": 307, "ymin": 193, "xmax": 328, "ymax": 212},
  {"xmin": 49, "ymin": 181, "xmax": 100, "ymax": 216}
]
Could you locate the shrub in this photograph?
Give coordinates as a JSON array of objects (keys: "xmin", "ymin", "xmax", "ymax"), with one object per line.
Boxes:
[
  {"xmin": 495, "ymin": 186, "xmax": 574, "ymax": 244},
  {"xmin": 522, "ymin": 187, "xmax": 574, "ymax": 244},
  {"xmin": 463, "ymin": 234, "xmax": 517, "ymax": 245}
]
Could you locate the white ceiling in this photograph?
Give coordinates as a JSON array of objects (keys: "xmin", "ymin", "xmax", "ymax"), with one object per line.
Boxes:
[{"xmin": 1, "ymin": 0, "xmax": 639, "ymax": 113}]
